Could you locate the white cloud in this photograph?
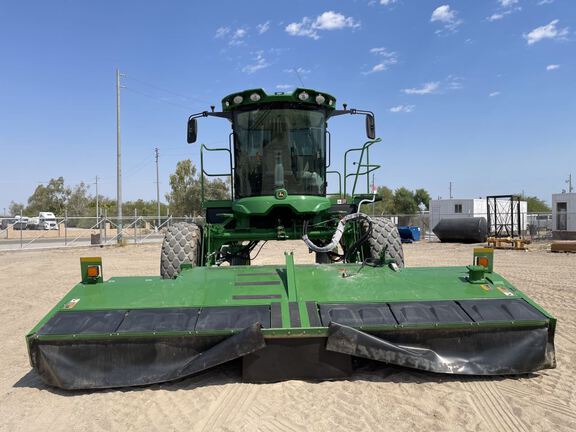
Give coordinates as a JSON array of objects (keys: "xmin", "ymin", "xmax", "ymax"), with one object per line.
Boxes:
[
  {"xmin": 241, "ymin": 51, "xmax": 270, "ymax": 74},
  {"xmin": 499, "ymin": 0, "xmax": 518, "ymax": 7},
  {"xmin": 389, "ymin": 105, "xmax": 415, "ymax": 113},
  {"xmin": 285, "ymin": 11, "xmax": 360, "ymax": 39},
  {"xmin": 430, "ymin": 5, "xmax": 462, "ymax": 33},
  {"xmin": 230, "ymin": 28, "xmax": 247, "ymax": 45},
  {"xmin": 380, "ymin": 0, "xmax": 398, "ymax": 5},
  {"xmin": 538, "ymin": 0, "xmax": 554, "ymax": 4},
  {"xmin": 546, "ymin": 64, "xmax": 560, "ymax": 71},
  {"xmin": 402, "ymin": 82, "xmax": 440, "ymax": 95},
  {"xmin": 276, "ymin": 84, "xmax": 294, "ymax": 90},
  {"xmin": 215, "ymin": 27, "xmax": 230, "ymax": 38},
  {"xmin": 524, "ymin": 20, "xmax": 569, "ymax": 45},
  {"xmin": 284, "ymin": 67, "xmax": 311, "ymax": 75},
  {"xmin": 364, "ymin": 47, "xmax": 398, "ymax": 74},
  {"xmin": 257, "ymin": 21, "xmax": 270, "ymax": 34},
  {"xmin": 487, "ymin": 10, "xmax": 516, "ymax": 21},
  {"xmin": 489, "ymin": 91, "xmax": 501, "ymax": 97},
  {"xmin": 216, "ymin": 26, "xmax": 248, "ymax": 45}
]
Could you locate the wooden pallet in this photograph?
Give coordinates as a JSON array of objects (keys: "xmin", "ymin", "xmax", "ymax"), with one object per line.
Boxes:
[{"xmin": 486, "ymin": 237, "xmax": 530, "ymax": 250}]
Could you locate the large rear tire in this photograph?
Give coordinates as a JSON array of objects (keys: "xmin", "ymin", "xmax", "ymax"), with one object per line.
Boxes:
[
  {"xmin": 160, "ymin": 222, "xmax": 202, "ymax": 279},
  {"xmin": 364, "ymin": 217, "xmax": 404, "ymax": 268}
]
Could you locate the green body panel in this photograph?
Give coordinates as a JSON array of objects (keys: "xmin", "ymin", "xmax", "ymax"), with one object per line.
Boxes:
[
  {"xmin": 232, "ymin": 196, "xmax": 332, "ymax": 215},
  {"xmin": 27, "ymin": 255, "xmax": 556, "ymax": 343}
]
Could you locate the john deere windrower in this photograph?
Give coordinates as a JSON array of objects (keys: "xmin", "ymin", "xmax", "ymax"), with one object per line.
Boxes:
[{"xmin": 26, "ymin": 89, "xmax": 556, "ymax": 389}]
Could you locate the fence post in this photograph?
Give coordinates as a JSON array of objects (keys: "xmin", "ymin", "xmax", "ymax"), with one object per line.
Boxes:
[
  {"xmin": 134, "ymin": 209, "xmax": 137, "ymax": 244},
  {"xmin": 64, "ymin": 209, "xmax": 68, "ymax": 246},
  {"xmin": 20, "ymin": 209, "xmax": 23, "ymax": 249}
]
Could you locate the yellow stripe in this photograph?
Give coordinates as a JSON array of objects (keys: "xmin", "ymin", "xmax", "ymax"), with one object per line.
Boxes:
[
  {"xmin": 80, "ymin": 257, "xmax": 102, "ymax": 262},
  {"xmin": 473, "ymin": 248, "xmax": 493, "ymax": 253}
]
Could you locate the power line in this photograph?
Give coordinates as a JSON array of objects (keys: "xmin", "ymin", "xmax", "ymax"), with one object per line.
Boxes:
[
  {"xmin": 123, "ymin": 87, "xmax": 199, "ymax": 111},
  {"xmin": 123, "ymin": 75, "xmax": 211, "ymax": 105}
]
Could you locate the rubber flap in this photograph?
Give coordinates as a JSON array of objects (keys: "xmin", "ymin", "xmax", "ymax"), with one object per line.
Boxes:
[
  {"xmin": 30, "ymin": 323, "xmax": 266, "ymax": 389},
  {"xmin": 326, "ymin": 322, "xmax": 555, "ymax": 375}
]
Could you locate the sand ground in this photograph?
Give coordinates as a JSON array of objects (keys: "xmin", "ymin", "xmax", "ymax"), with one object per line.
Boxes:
[{"xmin": 0, "ymin": 241, "xmax": 574, "ymax": 432}]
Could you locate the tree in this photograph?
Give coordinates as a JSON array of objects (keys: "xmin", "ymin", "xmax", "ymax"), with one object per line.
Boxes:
[
  {"xmin": 8, "ymin": 201, "xmax": 24, "ymax": 216},
  {"xmin": 393, "ymin": 187, "xmax": 418, "ymax": 215},
  {"xmin": 165, "ymin": 159, "xmax": 229, "ymax": 216},
  {"xmin": 519, "ymin": 195, "xmax": 551, "ymax": 213},
  {"xmin": 67, "ymin": 182, "xmax": 91, "ymax": 216},
  {"xmin": 26, "ymin": 177, "xmax": 70, "ymax": 215},
  {"xmin": 414, "ymin": 188, "xmax": 431, "ymax": 210}
]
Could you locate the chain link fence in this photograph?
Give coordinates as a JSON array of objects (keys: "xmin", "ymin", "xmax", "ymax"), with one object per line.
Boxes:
[{"xmin": 0, "ymin": 214, "xmax": 199, "ymax": 250}]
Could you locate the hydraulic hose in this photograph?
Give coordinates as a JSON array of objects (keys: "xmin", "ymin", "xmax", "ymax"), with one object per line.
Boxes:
[{"xmin": 302, "ymin": 213, "xmax": 372, "ymax": 254}]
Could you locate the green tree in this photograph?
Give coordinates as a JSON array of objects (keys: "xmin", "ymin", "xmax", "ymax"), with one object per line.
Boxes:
[
  {"xmin": 26, "ymin": 177, "xmax": 70, "ymax": 215},
  {"xmin": 165, "ymin": 159, "xmax": 229, "ymax": 216},
  {"xmin": 8, "ymin": 201, "xmax": 24, "ymax": 216},
  {"xmin": 393, "ymin": 187, "xmax": 418, "ymax": 215},
  {"xmin": 519, "ymin": 195, "xmax": 551, "ymax": 212},
  {"xmin": 414, "ymin": 188, "xmax": 431, "ymax": 210},
  {"xmin": 67, "ymin": 182, "xmax": 91, "ymax": 216}
]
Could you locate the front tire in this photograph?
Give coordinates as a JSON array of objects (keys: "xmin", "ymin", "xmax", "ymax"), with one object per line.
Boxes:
[
  {"xmin": 364, "ymin": 217, "xmax": 404, "ymax": 267},
  {"xmin": 160, "ymin": 222, "xmax": 202, "ymax": 279}
]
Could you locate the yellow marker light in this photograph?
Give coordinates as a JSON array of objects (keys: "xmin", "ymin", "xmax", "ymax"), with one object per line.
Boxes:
[{"xmin": 87, "ymin": 265, "xmax": 100, "ymax": 278}]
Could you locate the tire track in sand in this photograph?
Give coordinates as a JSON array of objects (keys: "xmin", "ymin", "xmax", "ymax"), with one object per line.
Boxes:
[
  {"xmin": 196, "ymin": 383, "xmax": 258, "ymax": 431},
  {"xmin": 462, "ymin": 380, "xmax": 528, "ymax": 432}
]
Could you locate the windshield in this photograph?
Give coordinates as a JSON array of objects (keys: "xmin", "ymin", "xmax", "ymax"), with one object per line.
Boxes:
[{"xmin": 233, "ymin": 108, "xmax": 326, "ymax": 198}]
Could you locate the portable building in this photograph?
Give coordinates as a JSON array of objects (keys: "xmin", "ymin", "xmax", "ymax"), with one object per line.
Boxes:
[{"xmin": 552, "ymin": 192, "xmax": 576, "ymax": 238}]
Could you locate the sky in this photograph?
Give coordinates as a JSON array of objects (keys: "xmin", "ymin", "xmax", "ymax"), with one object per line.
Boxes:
[{"xmin": 0, "ymin": 0, "xmax": 574, "ymax": 214}]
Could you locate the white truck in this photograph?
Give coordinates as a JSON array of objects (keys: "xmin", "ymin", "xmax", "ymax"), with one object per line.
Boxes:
[{"xmin": 29, "ymin": 212, "xmax": 58, "ymax": 230}]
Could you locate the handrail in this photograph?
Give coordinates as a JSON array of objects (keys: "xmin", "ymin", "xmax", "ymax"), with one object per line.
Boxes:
[
  {"xmin": 326, "ymin": 170, "xmax": 342, "ymax": 197},
  {"xmin": 200, "ymin": 143, "xmax": 234, "ymax": 203},
  {"xmin": 343, "ymin": 138, "xmax": 381, "ymax": 196}
]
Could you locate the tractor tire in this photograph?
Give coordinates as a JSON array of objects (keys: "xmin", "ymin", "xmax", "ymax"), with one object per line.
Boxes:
[
  {"xmin": 160, "ymin": 222, "xmax": 202, "ymax": 279},
  {"xmin": 365, "ymin": 217, "xmax": 404, "ymax": 268},
  {"xmin": 315, "ymin": 252, "xmax": 332, "ymax": 264},
  {"xmin": 230, "ymin": 256, "xmax": 250, "ymax": 266}
]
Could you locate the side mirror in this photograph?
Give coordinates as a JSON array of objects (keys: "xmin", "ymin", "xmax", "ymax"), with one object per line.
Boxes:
[
  {"xmin": 365, "ymin": 114, "xmax": 376, "ymax": 140},
  {"xmin": 187, "ymin": 118, "xmax": 197, "ymax": 143}
]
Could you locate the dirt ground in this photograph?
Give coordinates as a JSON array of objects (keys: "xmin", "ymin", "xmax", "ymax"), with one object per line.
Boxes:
[{"xmin": 0, "ymin": 241, "xmax": 574, "ymax": 432}]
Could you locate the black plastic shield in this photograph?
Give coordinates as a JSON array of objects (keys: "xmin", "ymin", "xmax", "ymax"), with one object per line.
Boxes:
[
  {"xmin": 326, "ymin": 322, "xmax": 555, "ymax": 375},
  {"xmin": 30, "ymin": 323, "xmax": 266, "ymax": 390}
]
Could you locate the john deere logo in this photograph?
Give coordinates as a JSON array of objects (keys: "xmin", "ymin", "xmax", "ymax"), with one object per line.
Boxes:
[{"xmin": 275, "ymin": 189, "xmax": 287, "ymax": 200}]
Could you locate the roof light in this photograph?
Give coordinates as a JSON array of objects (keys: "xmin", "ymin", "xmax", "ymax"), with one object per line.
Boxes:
[
  {"xmin": 250, "ymin": 93, "xmax": 261, "ymax": 102},
  {"xmin": 329, "ymin": 99, "xmax": 334, "ymax": 106},
  {"xmin": 233, "ymin": 95, "xmax": 243, "ymax": 104},
  {"xmin": 298, "ymin": 92, "xmax": 309, "ymax": 101},
  {"xmin": 315, "ymin": 94, "xmax": 326, "ymax": 105},
  {"xmin": 225, "ymin": 101, "xmax": 230, "ymax": 107}
]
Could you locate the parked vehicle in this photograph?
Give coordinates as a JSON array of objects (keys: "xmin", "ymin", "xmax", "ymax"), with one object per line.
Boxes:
[
  {"xmin": 13, "ymin": 216, "xmax": 29, "ymax": 230},
  {"xmin": 28, "ymin": 212, "xmax": 58, "ymax": 230}
]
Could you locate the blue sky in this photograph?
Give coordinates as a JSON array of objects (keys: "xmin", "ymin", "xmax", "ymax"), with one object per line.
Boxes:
[{"xmin": 1, "ymin": 0, "xmax": 574, "ymax": 212}]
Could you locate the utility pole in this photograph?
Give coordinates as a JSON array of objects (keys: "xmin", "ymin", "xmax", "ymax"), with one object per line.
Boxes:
[
  {"xmin": 95, "ymin": 176, "xmax": 99, "ymax": 222},
  {"xmin": 116, "ymin": 68, "xmax": 123, "ymax": 243},
  {"xmin": 449, "ymin": 182, "xmax": 453, "ymax": 199},
  {"xmin": 567, "ymin": 174, "xmax": 573, "ymax": 193},
  {"xmin": 155, "ymin": 147, "xmax": 161, "ymax": 227}
]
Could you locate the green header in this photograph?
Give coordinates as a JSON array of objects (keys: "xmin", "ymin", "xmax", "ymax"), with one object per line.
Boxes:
[{"xmin": 221, "ymin": 88, "xmax": 337, "ymax": 112}]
